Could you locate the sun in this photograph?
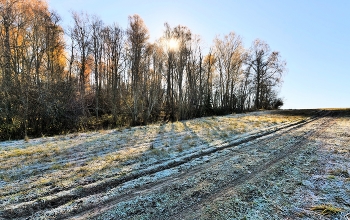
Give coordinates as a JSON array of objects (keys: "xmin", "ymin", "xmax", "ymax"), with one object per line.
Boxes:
[
  {"xmin": 168, "ymin": 38, "xmax": 178, "ymax": 51},
  {"xmin": 167, "ymin": 38, "xmax": 179, "ymax": 52},
  {"xmin": 161, "ymin": 37, "xmax": 180, "ymax": 52}
]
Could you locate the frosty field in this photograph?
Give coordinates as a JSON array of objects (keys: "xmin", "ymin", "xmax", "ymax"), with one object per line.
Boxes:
[{"xmin": 0, "ymin": 109, "xmax": 349, "ymax": 219}]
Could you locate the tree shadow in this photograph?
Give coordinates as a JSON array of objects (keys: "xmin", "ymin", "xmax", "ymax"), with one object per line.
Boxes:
[{"xmin": 273, "ymin": 109, "xmax": 350, "ymax": 118}]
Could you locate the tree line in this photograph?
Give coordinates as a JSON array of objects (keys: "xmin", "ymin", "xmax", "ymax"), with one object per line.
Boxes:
[{"xmin": 0, "ymin": 0, "xmax": 286, "ymax": 140}]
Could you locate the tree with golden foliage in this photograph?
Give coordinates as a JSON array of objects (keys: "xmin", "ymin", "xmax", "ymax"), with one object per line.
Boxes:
[{"xmin": 0, "ymin": 0, "xmax": 69, "ymax": 139}]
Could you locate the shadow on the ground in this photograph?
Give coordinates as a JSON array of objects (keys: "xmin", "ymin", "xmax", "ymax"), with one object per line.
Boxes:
[{"xmin": 273, "ymin": 108, "xmax": 350, "ymax": 117}]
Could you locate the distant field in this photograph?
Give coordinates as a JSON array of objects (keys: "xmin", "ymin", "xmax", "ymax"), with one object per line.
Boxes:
[{"xmin": 1, "ymin": 109, "xmax": 349, "ymax": 219}]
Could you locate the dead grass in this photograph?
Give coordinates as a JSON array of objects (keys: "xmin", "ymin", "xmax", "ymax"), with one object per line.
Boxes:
[
  {"xmin": 183, "ymin": 135, "xmax": 192, "ymax": 141},
  {"xmin": 176, "ymin": 145, "xmax": 184, "ymax": 152},
  {"xmin": 150, "ymin": 148, "xmax": 166, "ymax": 156},
  {"xmin": 2, "ymin": 147, "xmax": 45, "ymax": 158},
  {"xmin": 310, "ymin": 204, "xmax": 342, "ymax": 215},
  {"xmin": 329, "ymin": 169, "xmax": 350, "ymax": 178}
]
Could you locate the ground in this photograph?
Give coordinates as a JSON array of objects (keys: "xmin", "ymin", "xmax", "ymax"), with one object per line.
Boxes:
[{"xmin": 0, "ymin": 109, "xmax": 349, "ymax": 219}]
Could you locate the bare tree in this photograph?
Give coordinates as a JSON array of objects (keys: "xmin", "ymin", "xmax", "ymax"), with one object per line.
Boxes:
[
  {"xmin": 70, "ymin": 11, "xmax": 91, "ymax": 115},
  {"xmin": 213, "ymin": 32, "xmax": 244, "ymax": 112},
  {"xmin": 90, "ymin": 15, "xmax": 103, "ymax": 118},
  {"xmin": 202, "ymin": 50, "xmax": 215, "ymax": 114},
  {"xmin": 173, "ymin": 25, "xmax": 191, "ymax": 119},
  {"xmin": 0, "ymin": 0, "xmax": 17, "ymax": 133},
  {"xmin": 246, "ymin": 39, "xmax": 286, "ymax": 109},
  {"xmin": 185, "ymin": 35, "xmax": 202, "ymax": 118},
  {"xmin": 102, "ymin": 23, "xmax": 124, "ymax": 123},
  {"xmin": 126, "ymin": 14, "xmax": 149, "ymax": 125},
  {"xmin": 140, "ymin": 43, "xmax": 163, "ymax": 124},
  {"xmin": 161, "ymin": 23, "xmax": 176, "ymax": 121}
]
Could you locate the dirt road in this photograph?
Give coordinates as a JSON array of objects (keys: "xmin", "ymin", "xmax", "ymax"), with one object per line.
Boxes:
[
  {"xmin": 1, "ymin": 110, "xmax": 349, "ymax": 219},
  {"xmin": 68, "ymin": 110, "xmax": 349, "ymax": 220}
]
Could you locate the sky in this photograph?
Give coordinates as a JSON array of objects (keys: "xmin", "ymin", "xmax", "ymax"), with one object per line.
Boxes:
[{"xmin": 48, "ymin": 0, "xmax": 350, "ymax": 109}]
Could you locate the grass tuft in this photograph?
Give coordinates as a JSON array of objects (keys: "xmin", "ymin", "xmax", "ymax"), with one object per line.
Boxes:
[
  {"xmin": 183, "ymin": 135, "xmax": 192, "ymax": 141},
  {"xmin": 329, "ymin": 169, "xmax": 350, "ymax": 178},
  {"xmin": 310, "ymin": 204, "xmax": 342, "ymax": 215},
  {"xmin": 51, "ymin": 164, "xmax": 63, "ymax": 170},
  {"xmin": 176, "ymin": 145, "xmax": 183, "ymax": 152}
]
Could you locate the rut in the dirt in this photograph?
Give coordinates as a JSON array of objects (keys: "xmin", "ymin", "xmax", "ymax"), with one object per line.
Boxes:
[
  {"xmin": 1, "ymin": 110, "xmax": 335, "ymax": 219},
  {"xmin": 68, "ymin": 112, "xmax": 334, "ymax": 219},
  {"xmin": 171, "ymin": 116, "xmax": 335, "ymax": 219}
]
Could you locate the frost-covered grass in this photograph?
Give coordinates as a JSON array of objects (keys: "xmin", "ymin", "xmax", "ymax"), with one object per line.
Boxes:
[
  {"xmin": 188, "ymin": 114, "xmax": 350, "ymax": 220},
  {"xmin": 0, "ymin": 110, "xmax": 313, "ymax": 218}
]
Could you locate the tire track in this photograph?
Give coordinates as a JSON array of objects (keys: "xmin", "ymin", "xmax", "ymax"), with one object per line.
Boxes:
[
  {"xmin": 171, "ymin": 115, "xmax": 335, "ymax": 219},
  {"xmin": 0, "ymin": 111, "xmax": 328, "ymax": 219},
  {"xmin": 66, "ymin": 112, "xmax": 331, "ymax": 219}
]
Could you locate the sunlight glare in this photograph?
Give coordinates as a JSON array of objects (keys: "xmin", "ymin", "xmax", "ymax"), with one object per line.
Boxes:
[{"xmin": 167, "ymin": 38, "xmax": 179, "ymax": 51}]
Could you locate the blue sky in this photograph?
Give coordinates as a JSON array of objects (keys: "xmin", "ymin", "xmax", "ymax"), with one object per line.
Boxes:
[{"xmin": 48, "ymin": 0, "xmax": 350, "ymax": 109}]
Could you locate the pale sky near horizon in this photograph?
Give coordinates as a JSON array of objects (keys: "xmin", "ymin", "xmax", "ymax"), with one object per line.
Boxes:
[{"xmin": 48, "ymin": 0, "xmax": 350, "ymax": 109}]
